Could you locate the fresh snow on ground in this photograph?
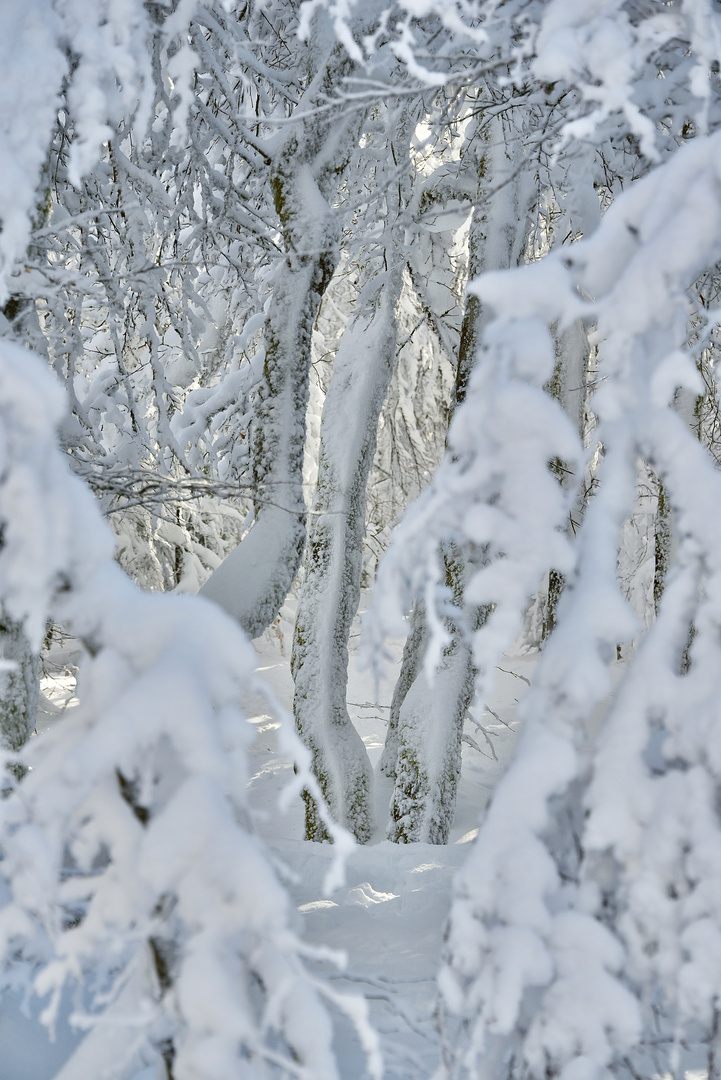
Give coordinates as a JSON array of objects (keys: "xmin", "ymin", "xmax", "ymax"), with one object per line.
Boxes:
[
  {"xmin": 232, "ymin": 593, "xmax": 531, "ymax": 1080},
  {"xmin": 0, "ymin": 592, "xmax": 533, "ymax": 1080}
]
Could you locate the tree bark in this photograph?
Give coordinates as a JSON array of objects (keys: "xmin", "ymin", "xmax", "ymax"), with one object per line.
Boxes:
[
  {"xmin": 0, "ymin": 609, "xmax": 38, "ymax": 760},
  {"xmin": 200, "ymin": 47, "xmax": 358, "ymax": 639},
  {"xmin": 384, "ymin": 107, "xmax": 535, "ymax": 840},
  {"xmin": 293, "ymin": 264, "xmax": 405, "ymax": 842}
]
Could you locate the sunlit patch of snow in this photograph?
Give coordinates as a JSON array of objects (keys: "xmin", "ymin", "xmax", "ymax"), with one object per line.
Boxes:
[
  {"xmin": 256, "ymin": 721, "xmax": 280, "ymax": 734},
  {"xmin": 655, "ymin": 1072, "xmax": 708, "ymax": 1080},
  {"xmin": 455, "ymin": 829, "xmax": 479, "ymax": 844},
  {"xmin": 345, "ymin": 883, "xmax": 400, "ymax": 907},
  {"xmin": 299, "ymin": 900, "xmax": 339, "ymax": 913},
  {"xmin": 248, "ymin": 712, "xmax": 273, "ymax": 725},
  {"xmin": 248, "ymin": 761, "xmax": 292, "ymax": 783}
]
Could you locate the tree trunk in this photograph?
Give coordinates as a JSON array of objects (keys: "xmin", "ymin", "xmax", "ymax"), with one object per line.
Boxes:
[
  {"xmin": 0, "ymin": 609, "xmax": 39, "ymax": 767},
  {"xmin": 378, "ymin": 598, "xmax": 427, "ymax": 778},
  {"xmin": 200, "ymin": 47, "xmax": 358, "ymax": 639},
  {"xmin": 537, "ymin": 318, "xmax": 592, "ymax": 642},
  {"xmin": 387, "ymin": 629, "xmax": 475, "ymax": 843},
  {"xmin": 383, "ymin": 108, "xmax": 534, "ymax": 841},
  {"xmin": 291, "ymin": 103, "xmax": 412, "ymax": 842},
  {"xmin": 293, "ymin": 265, "xmax": 405, "ymax": 842}
]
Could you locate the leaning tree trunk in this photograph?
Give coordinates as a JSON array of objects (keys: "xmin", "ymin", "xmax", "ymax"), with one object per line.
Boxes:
[
  {"xmin": 384, "ymin": 107, "xmax": 535, "ymax": 842},
  {"xmin": 200, "ymin": 47, "xmax": 358, "ymax": 639},
  {"xmin": 378, "ymin": 597, "xmax": 427, "ymax": 778},
  {"xmin": 292, "ymin": 277, "xmax": 403, "ymax": 842},
  {"xmin": 292, "ymin": 102, "xmax": 414, "ymax": 841},
  {"xmin": 387, "ymin": 553, "xmax": 478, "ymax": 844}
]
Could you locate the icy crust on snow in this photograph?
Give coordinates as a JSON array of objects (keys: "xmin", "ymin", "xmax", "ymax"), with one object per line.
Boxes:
[
  {"xmin": 242, "ymin": 597, "xmax": 531, "ymax": 1080},
  {"xmin": 0, "ymin": 340, "xmax": 358, "ymax": 1080},
  {"xmin": 280, "ymin": 838, "xmax": 470, "ymax": 1076}
]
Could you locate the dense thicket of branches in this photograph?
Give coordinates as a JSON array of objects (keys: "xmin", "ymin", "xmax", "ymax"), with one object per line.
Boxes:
[{"xmin": 3, "ymin": 1, "xmax": 721, "ymax": 1078}]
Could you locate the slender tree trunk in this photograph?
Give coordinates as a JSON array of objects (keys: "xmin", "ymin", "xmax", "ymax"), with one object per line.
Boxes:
[
  {"xmin": 292, "ymin": 105, "xmax": 412, "ymax": 842},
  {"xmin": 383, "ymin": 109, "xmax": 534, "ymax": 841},
  {"xmin": 540, "ymin": 318, "xmax": 592, "ymax": 641},
  {"xmin": 388, "ymin": 631, "xmax": 475, "ymax": 843},
  {"xmin": 378, "ymin": 597, "xmax": 427, "ymax": 778},
  {"xmin": 200, "ymin": 48, "xmax": 358, "ymax": 639},
  {"xmin": 292, "ymin": 282, "xmax": 402, "ymax": 841}
]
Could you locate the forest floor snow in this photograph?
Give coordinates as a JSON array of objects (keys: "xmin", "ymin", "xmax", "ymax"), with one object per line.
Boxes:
[
  {"xmin": 1, "ymin": 592, "xmax": 534, "ymax": 1080},
  {"xmin": 239, "ymin": 591, "xmax": 534, "ymax": 1080}
]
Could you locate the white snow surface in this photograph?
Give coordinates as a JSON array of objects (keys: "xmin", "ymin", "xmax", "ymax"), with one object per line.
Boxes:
[{"xmin": 2, "ymin": 593, "xmax": 533, "ymax": 1080}]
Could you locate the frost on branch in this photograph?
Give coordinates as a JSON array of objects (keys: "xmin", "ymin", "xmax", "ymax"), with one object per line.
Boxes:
[
  {"xmin": 0, "ymin": 0, "xmax": 162, "ymax": 304},
  {"xmin": 0, "ymin": 339, "xmax": 359, "ymax": 1080}
]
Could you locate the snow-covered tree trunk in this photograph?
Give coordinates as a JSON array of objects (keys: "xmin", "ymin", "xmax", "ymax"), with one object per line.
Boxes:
[
  {"xmin": 200, "ymin": 45, "xmax": 358, "ymax": 639},
  {"xmin": 387, "ymin": 552, "xmax": 477, "ymax": 844},
  {"xmin": 383, "ymin": 111, "xmax": 534, "ymax": 842},
  {"xmin": 388, "ymin": 643, "xmax": 475, "ymax": 843},
  {"xmin": 0, "ymin": 178, "xmax": 54, "ymax": 764},
  {"xmin": 537, "ymin": 319, "xmax": 592, "ymax": 642},
  {"xmin": 378, "ymin": 597, "xmax": 427, "ymax": 778},
  {"xmin": 0, "ymin": 609, "xmax": 38, "ymax": 759},
  {"xmin": 292, "ymin": 103, "xmax": 411, "ymax": 837}
]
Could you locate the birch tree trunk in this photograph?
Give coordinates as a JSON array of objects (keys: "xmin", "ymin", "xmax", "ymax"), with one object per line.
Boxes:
[{"xmin": 200, "ymin": 47, "xmax": 357, "ymax": 639}]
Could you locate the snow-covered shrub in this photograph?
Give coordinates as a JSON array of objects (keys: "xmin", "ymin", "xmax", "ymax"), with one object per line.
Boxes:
[
  {"xmin": 326, "ymin": 0, "xmax": 721, "ymax": 1075},
  {"xmin": 0, "ymin": 339, "xmax": 361, "ymax": 1078}
]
